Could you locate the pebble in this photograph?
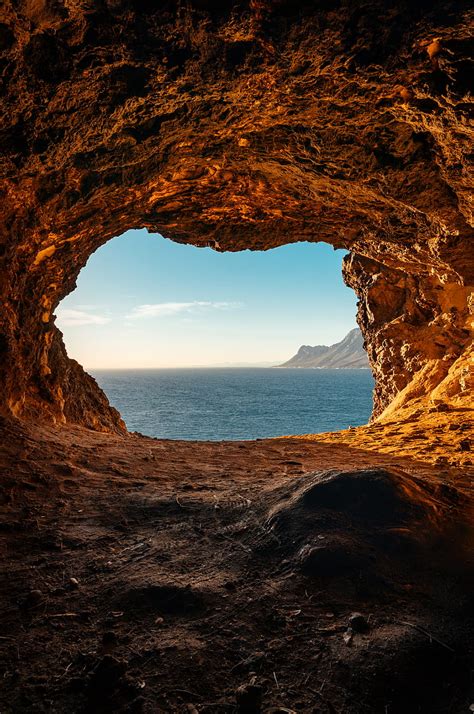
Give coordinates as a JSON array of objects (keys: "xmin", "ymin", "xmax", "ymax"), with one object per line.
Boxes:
[
  {"xmin": 348, "ymin": 612, "xmax": 369, "ymax": 633},
  {"xmin": 69, "ymin": 577, "xmax": 80, "ymax": 589},
  {"xmin": 236, "ymin": 682, "xmax": 263, "ymax": 713},
  {"xmin": 25, "ymin": 589, "xmax": 43, "ymax": 608},
  {"xmin": 343, "ymin": 629, "xmax": 353, "ymax": 646}
]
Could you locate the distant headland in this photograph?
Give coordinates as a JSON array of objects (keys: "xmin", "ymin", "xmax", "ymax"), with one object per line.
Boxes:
[{"xmin": 278, "ymin": 328, "xmax": 369, "ymax": 369}]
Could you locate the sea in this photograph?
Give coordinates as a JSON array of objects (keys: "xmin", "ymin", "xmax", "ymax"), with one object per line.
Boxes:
[{"xmin": 91, "ymin": 368, "xmax": 374, "ymax": 441}]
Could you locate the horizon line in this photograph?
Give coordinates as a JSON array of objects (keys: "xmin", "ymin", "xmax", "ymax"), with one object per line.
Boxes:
[
  {"xmin": 87, "ymin": 363, "xmax": 282, "ymax": 370},
  {"xmin": 86, "ymin": 364, "xmax": 372, "ymax": 371}
]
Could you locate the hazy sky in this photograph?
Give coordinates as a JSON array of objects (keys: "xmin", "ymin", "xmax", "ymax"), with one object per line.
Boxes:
[{"xmin": 56, "ymin": 230, "xmax": 358, "ymax": 368}]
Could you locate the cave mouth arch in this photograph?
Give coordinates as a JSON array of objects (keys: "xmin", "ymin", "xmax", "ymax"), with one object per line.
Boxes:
[
  {"xmin": 0, "ymin": 1, "xmax": 472, "ymax": 437},
  {"xmin": 55, "ymin": 230, "xmax": 374, "ymax": 440}
]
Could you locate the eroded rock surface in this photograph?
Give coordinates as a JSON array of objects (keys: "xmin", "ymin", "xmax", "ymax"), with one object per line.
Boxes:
[{"xmin": 0, "ymin": 1, "xmax": 472, "ymax": 428}]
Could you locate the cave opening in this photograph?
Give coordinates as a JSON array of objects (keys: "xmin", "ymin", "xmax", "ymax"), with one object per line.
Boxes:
[
  {"xmin": 55, "ymin": 229, "xmax": 374, "ymax": 440},
  {"xmin": 1, "ymin": 2, "xmax": 473, "ymax": 710}
]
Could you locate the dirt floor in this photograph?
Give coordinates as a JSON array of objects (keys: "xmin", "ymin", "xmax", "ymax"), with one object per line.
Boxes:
[
  {"xmin": 299, "ymin": 405, "xmax": 473, "ymax": 470},
  {"xmin": 1, "ymin": 416, "xmax": 474, "ymax": 713}
]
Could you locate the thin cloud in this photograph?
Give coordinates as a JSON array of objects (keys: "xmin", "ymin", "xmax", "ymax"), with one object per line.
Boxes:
[
  {"xmin": 127, "ymin": 301, "xmax": 242, "ymax": 320},
  {"xmin": 56, "ymin": 308, "xmax": 111, "ymax": 327}
]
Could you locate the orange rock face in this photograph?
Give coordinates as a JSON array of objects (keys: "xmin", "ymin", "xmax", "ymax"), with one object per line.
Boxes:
[{"xmin": 0, "ymin": 2, "xmax": 472, "ymax": 430}]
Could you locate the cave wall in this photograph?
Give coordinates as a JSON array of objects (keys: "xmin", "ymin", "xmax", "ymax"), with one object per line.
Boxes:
[{"xmin": 0, "ymin": 1, "xmax": 472, "ymax": 430}]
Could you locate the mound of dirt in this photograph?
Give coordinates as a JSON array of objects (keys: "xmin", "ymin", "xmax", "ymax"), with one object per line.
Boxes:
[{"xmin": 257, "ymin": 468, "xmax": 472, "ymax": 595}]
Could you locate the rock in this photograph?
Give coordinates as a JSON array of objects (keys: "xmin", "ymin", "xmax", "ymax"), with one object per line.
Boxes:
[
  {"xmin": 236, "ymin": 682, "xmax": 263, "ymax": 713},
  {"xmin": 348, "ymin": 612, "xmax": 369, "ymax": 633},
  {"xmin": 343, "ymin": 629, "xmax": 354, "ymax": 646},
  {"xmin": 88, "ymin": 655, "xmax": 127, "ymax": 699},
  {"xmin": 429, "ymin": 402, "xmax": 449, "ymax": 412},
  {"xmin": 69, "ymin": 577, "xmax": 80, "ymax": 589},
  {"xmin": 25, "ymin": 589, "xmax": 44, "ymax": 608}
]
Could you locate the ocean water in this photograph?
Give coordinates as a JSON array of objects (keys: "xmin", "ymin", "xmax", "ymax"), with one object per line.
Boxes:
[{"xmin": 91, "ymin": 368, "xmax": 374, "ymax": 441}]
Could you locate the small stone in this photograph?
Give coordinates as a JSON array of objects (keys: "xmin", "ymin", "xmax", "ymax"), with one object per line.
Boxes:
[
  {"xmin": 69, "ymin": 577, "xmax": 80, "ymax": 589},
  {"xmin": 88, "ymin": 655, "xmax": 127, "ymax": 697},
  {"xmin": 348, "ymin": 612, "xmax": 369, "ymax": 633},
  {"xmin": 236, "ymin": 682, "xmax": 263, "ymax": 713},
  {"xmin": 25, "ymin": 589, "xmax": 43, "ymax": 608},
  {"xmin": 343, "ymin": 629, "xmax": 353, "ymax": 646}
]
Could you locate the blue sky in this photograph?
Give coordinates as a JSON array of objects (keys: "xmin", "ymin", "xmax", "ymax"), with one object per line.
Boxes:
[{"xmin": 56, "ymin": 230, "xmax": 358, "ymax": 368}]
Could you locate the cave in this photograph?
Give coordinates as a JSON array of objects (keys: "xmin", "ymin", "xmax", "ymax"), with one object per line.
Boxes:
[{"xmin": 0, "ymin": 1, "xmax": 473, "ymax": 712}]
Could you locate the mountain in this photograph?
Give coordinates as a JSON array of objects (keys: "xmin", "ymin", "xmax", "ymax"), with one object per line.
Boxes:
[{"xmin": 278, "ymin": 328, "xmax": 369, "ymax": 369}]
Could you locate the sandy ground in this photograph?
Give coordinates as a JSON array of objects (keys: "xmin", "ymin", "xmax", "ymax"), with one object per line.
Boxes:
[
  {"xmin": 1, "ymin": 416, "xmax": 474, "ymax": 713},
  {"xmin": 294, "ymin": 405, "xmax": 473, "ymax": 471}
]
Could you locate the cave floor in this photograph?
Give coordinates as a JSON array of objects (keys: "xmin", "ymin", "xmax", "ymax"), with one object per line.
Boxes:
[{"xmin": 1, "ymin": 417, "xmax": 474, "ymax": 713}]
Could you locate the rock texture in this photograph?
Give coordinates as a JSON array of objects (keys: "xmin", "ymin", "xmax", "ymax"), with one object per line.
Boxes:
[
  {"xmin": 279, "ymin": 328, "xmax": 369, "ymax": 369},
  {"xmin": 0, "ymin": 1, "xmax": 472, "ymax": 429}
]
